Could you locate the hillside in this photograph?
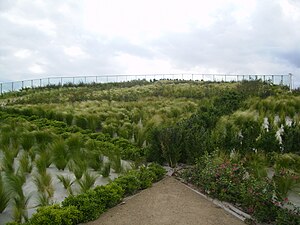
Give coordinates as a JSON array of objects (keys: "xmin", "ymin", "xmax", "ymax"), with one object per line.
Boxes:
[{"xmin": 0, "ymin": 79, "xmax": 299, "ymax": 224}]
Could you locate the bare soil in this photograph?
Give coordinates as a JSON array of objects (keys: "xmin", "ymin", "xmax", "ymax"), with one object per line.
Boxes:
[{"xmin": 85, "ymin": 176, "xmax": 246, "ymax": 225}]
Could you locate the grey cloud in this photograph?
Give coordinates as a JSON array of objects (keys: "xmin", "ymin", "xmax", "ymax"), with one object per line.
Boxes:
[
  {"xmin": 149, "ymin": 0, "xmax": 300, "ymax": 76},
  {"xmin": 0, "ymin": 0, "xmax": 299, "ymax": 87}
]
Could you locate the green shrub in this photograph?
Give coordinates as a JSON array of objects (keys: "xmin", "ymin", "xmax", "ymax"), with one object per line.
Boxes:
[
  {"xmin": 94, "ymin": 182, "xmax": 124, "ymax": 208},
  {"xmin": 179, "ymin": 151, "xmax": 285, "ymax": 223},
  {"xmin": 61, "ymin": 190, "xmax": 105, "ymax": 223},
  {"xmin": 137, "ymin": 166, "xmax": 155, "ymax": 189},
  {"xmin": 29, "ymin": 204, "xmax": 82, "ymax": 225},
  {"xmin": 276, "ymin": 207, "xmax": 300, "ymax": 225},
  {"xmin": 113, "ymin": 172, "xmax": 141, "ymax": 195},
  {"xmin": 147, "ymin": 163, "xmax": 166, "ymax": 181}
]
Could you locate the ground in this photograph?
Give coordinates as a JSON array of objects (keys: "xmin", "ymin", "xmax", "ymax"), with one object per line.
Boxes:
[{"xmin": 85, "ymin": 176, "xmax": 246, "ymax": 225}]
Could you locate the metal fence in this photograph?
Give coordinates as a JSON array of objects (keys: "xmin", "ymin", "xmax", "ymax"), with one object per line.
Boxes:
[{"xmin": 0, "ymin": 73, "xmax": 293, "ymax": 94}]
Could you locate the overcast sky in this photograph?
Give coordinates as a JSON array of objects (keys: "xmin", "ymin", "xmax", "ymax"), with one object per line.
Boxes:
[{"xmin": 0, "ymin": 0, "xmax": 299, "ymax": 87}]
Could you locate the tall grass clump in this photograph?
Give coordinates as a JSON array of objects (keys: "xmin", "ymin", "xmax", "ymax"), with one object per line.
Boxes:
[
  {"xmin": 35, "ymin": 151, "xmax": 52, "ymax": 174},
  {"xmin": 50, "ymin": 139, "xmax": 69, "ymax": 170},
  {"xmin": 33, "ymin": 172, "xmax": 54, "ymax": 206},
  {"xmin": 66, "ymin": 133, "xmax": 84, "ymax": 157},
  {"xmin": 19, "ymin": 151, "xmax": 32, "ymax": 174},
  {"xmin": 57, "ymin": 175, "xmax": 74, "ymax": 196},
  {"xmin": 5, "ymin": 172, "xmax": 30, "ymax": 223},
  {"xmin": 2, "ymin": 146, "xmax": 16, "ymax": 173},
  {"xmin": 77, "ymin": 171, "xmax": 98, "ymax": 193},
  {"xmin": 101, "ymin": 162, "xmax": 111, "ymax": 178},
  {"xmin": 68, "ymin": 158, "xmax": 87, "ymax": 180},
  {"xmin": 0, "ymin": 174, "xmax": 10, "ymax": 213},
  {"xmin": 20, "ymin": 132, "xmax": 36, "ymax": 152}
]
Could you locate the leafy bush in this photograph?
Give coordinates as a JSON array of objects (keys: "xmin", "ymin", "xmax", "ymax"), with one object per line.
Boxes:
[
  {"xmin": 276, "ymin": 207, "xmax": 300, "ymax": 225},
  {"xmin": 137, "ymin": 166, "xmax": 155, "ymax": 189},
  {"xmin": 29, "ymin": 204, "xmax": 82, "ymax": 225},
  {"xmin": 179, "ymin": 151, "xmax": 299, "ymax": 224},
  {"xmin": 62, "ymin": 190, "xmax": 105, "ymax": 223},
  {"xmin": 94, "ymin": 182, "xmax": 124, "ymax": 208},
  {"xmin": 113, "ymin": 172, "xmax": 141, "ymax": 195},
  {"xmin": 147, "ymin": 163, "xmax": 166, "ymax": 181}
]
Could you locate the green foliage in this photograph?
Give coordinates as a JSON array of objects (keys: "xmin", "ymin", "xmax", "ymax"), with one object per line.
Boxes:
[
  {"xmin": 273, "ymin": 169, "xmax": 300, "ymax": 198},
  {"xmin": 35, "ymin": 151, "xmax": 51, "ymax": 174},
  {"xmin": 112, "ymin": 138, "xmax": 144, "ymax": 161},
  {"xmin": 19, "ymin": 152, "xmax": 32, "ymax": 174},
  {"xmin": 50, "ymin": 139, "xmax": 69, "ymax": 170},
  {"xmin": 101, "ymin": 162, "xmax": 111, "ymax": 178},
  {"xmin": 33, "ymin": 172, "xmax": 54, "ymax": 201},
  {"xmin": 282, "ymin": 124, "xmax": 300, "ymax": 153},
  {"xmin": 180, "ymin": 151, "xmax": 299, "ymax": 224},
  {"xmin": 113, "ymin": 172, "xmax": 141, "ymax": 195},
  {"xmin": 77, "ymin": 171, "xmax": 98, "ymax": 193},
  {"xmin": 62, "ymin": 190, "xmax": 105, "ymax": 222},
  {"xmin": 68, "ymin": 158, "xmax": 87, "ymax": 180},
  {"xmin": 5, "ymin": 172, "xmax": 30, "ymax": 223},
  {"xmin": 146, "ymin": 163, "xmax": 166, "ymax": 181},
  {"xmin": 29, "ymin": 204, "xmax": 82, "ymax": 225},
  {"xmin": 56, "ymin": 175, "xmax": 74, "ymax": 196},
  {"xmin": 137, "ymin": 166, "xmax": 155, "ymax": 189},
  {"xmin": 20, "ymin": 132, "xmax": 35, "ymax": 151},
  {"xmin": 93, "ymin": 182, "xmax": 124, "ymax": 208},
  {"xmin": 0, "ymin": 174, "xmax": 10, "ymax": 213},
  {"xmin": 276, "ymin": 207, "xmax": 300, "ymax": 225},
  {"xmin": 244, "ymin": 153, "xmax": 268, "ymax": 179}
]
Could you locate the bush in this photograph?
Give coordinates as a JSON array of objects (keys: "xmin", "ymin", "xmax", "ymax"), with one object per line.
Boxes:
[
  {"xmin": 94, "ymin": 182, "xmax": 124, "ymax": 208},
  {"xmin": 137, "ymin": 166, "xmax": 155, "ymax": 189},
  {"xmin": 276, "ymin": 207, "xmax": 300, "ymax": 225},
  {"xmin": 62, "ymin": 190, "xmax": 105, "ymax": 223},
  {"xmin": 147, "ymin": 163, "xmax": 166, "ymax": 181},
  {"xmin": 29, "ymin": 204, "xmax": 82, "ymax": 225},
  {"xmin": 113, "ymin": 172, "xmax": 141, "ymax": 195},
  {"xmin": 179, "ymin": 151, "xmax": 292, "ymax": 223}
]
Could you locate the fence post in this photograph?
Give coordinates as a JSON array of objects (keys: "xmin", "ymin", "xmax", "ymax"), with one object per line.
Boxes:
[
  {"xmin": 289, "ymin": 73, "xmax": 293, "ymax": 91},
  {"xmin": 22, "ymin": 81, "xmax": 24, "ymax": 89},
  {"xmin": 12, "ymin": 82, "xmax": 14, "ymax": 92},
  {"xmin": 0, "ymin": 83, "xmax": 2, "ymax": 95}
]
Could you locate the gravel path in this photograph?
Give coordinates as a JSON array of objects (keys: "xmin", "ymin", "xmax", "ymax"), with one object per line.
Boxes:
[{"xmin": 85, "ymin": 176, "xmax": 246, "ymax": 225}]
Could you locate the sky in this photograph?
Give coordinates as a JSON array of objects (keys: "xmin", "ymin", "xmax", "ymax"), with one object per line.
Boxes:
[{"xmin": 0, "ymin": 0, "xmax": 299, "ymax": 87}]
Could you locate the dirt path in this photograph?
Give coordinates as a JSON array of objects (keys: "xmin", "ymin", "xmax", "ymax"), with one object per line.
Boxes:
[{"xmin": 85, "ymin": 177, "xmax": 245, "ymax": 225}]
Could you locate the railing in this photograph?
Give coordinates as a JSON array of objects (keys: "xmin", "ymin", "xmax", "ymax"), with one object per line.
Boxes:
[{"xmin": 0, "ymin": 73, "xmax": 293, "ymax": 94}]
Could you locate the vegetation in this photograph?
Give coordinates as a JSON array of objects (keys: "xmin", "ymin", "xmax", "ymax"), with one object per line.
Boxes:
[{"xmin": 0, "ymin": 79, "xmax": 299, "ymax": 224}]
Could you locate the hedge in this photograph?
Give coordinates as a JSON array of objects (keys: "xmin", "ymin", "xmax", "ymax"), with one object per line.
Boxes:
[{"xmin": 7, "ymin": 164, "xmax": 166, "ymax": 225}]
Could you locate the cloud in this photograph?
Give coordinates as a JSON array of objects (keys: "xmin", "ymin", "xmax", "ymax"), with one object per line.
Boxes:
[{"xmin": 0, "ymin": 0, "xmax": 299, "ymax": 87}]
